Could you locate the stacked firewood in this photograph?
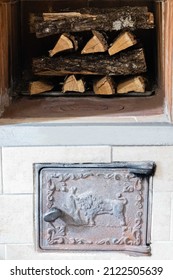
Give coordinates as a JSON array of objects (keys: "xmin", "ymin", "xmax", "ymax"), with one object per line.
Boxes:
[{"xmin": 29, "ymin": 6, "xmax": 154, "ymax": 96}]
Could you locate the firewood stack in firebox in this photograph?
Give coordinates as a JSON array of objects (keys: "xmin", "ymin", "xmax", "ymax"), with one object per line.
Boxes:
[{"xmin": 29, "ymin": 6, "xmax": 154, "ymax": 96}]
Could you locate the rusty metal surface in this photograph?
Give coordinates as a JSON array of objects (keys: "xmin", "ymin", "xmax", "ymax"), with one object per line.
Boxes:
[{"xmin": 35, "ymin": 162, "xmax": 155, "ymax": 255}]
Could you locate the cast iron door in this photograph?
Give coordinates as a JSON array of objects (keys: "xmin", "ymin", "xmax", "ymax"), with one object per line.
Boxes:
[{"xmin": 35, "ymin": 162, "xmax": 155, "ymax": 255}]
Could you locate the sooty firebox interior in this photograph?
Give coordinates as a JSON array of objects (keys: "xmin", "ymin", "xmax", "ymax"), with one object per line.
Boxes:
[{"xmin": 0, "ymin": 0, "xmax": 169, "ymax": 121}]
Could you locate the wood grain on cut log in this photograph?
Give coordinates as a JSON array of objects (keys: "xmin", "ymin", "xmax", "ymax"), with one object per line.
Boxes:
[
  {"xmin": 93, "ymin": 76, "xmax": 115, "ymax": 95},
  {"xmin": 49, "ymin": 34, "xmax": 78, "ymax": 57},
  {"xmin": 117, "ymin": 76, "xmax": 145, "ymax": 94},
  {"xmin": 33, "ymin": 48, "xmax": 147, "ymax": 76},
  {"xmin": 29, "ymin": 81, "xmax": 53, "ymax": 95},
  {"xmin": 81, "ymin": 31, "xmax": 108, "ymax": 54},
  {"xmin": 108, "ymin": 31, "xmax": 137, "ymax": 56},
  {"xmin": 31, "ymin": 7, "xmax": 154, "ymax": 38},
  {"xmin": 63, "ymin": 75, "xmax": 85, "ymax": 93},
  {"xmin": 43, "ymin": 12, "xmax": 88, "ymax": 21}
]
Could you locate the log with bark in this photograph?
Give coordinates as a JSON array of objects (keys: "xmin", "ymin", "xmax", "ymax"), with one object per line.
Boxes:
[
  {"xmin": 62, "ymin": 75, "xmax": 85, "ymax": 93},
  {"xmin": 33, "ymin": 48, "xmax": 147, "ymax": 76},
  {"xmin": 108, "ymin": 31, "xmax": 137, "ymax": 56},
  {"xmin": 31, "ymin": 7, "xmax": 154, "ymax": 38},
  {"xmin": 93, "ymin": 76, "xmax": 115, "ymax": 95},
  {"xmin": 81, "ymin": 31, "xmax": 108, "ymax": 54},
  {"xmin": 117, "ymin": 76, "xmax": 146, "ymax": 94},
  {"xmin": 49, "ymin": 33, "xmax": 78, "ymax": 57}
]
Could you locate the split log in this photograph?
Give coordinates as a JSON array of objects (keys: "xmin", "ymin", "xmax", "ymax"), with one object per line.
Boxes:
[
  {"xmin": 93, "ymin": 76, "xmax": 115, "ymax": 95},
  {"xmin": 31, "ymin": 7, "xmax": 154, "ymax": 38},
  {"xmin": 49, "ymin": 34, "xmax": 78, "ymax": 57},
  {"xmin": 33, "ymin": 48, "xmax": 147, "ymax": 76},
  {"xmin": 117, "ymin": 76, "xmax": 145, "ymax": 94},
  {"xmin": 43, "ymin": 12, "xmax": 86, "ymax": 21},
  {"xmin": 29, "ymin": 80, "xmax": 53, "ymax": 95},
  {"xmin": 108, "ymin": 31, "xmax": 137, "ymax": 56},
  {"xmin": 81, "ymin": 31, "xmax": 108, "ymax": 54},
  {"xmin": 62, "ymin": 75, "xmax": 85, "ymax": 93}
]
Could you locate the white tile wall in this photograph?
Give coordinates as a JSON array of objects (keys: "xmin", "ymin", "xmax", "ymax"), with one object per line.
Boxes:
[
  {"xmin": 2, "ymin": 146, "xmax": 111, "ymax": 194},
  {"xmin": 0, "ymin": 245, "xmax": 5, "ymax": 260},
  {"xmin": 112, "ymin": 146, "xmax": 173, "ymax": 192},
  {"xmin": 0, "ymin": 195, "xmax": 33, "ymax": 244},
  {"xmin": 0, "ymin": 146, "xmax": 173, "ymax": 260}
]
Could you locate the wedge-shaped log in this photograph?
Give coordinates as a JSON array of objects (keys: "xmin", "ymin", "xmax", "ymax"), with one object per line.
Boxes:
[
  {"xmin": 117, "ymin": 76, "xmax": 145, "ymax": 94},
  {"xmin": 63, "ymin": 75, "xmax": 85, "ymax": 93},
  {"xmin": 29, "ymin": 80, "xmax": 53, "ymax": 95},
  {"xmin": 108, "ymin": 31, "xmax": 137, "ymax": 56},
  {"xmin": 49, "ymin": 34, "xmax": 78, "ymax": 57},
  {"xmin": 93, "ymin": 76, "xmax": 115, "ymax": 95},
  {"xmin": 81, "ymin": 31, "xmax": 108, "ymax": 54},
  {"xmin": 33, "ymin": 48, "xmax": 147, "ymax": 76},
  {"xmin": 31, "ymin": 7, "xmax": 154, "ymax": 38}
]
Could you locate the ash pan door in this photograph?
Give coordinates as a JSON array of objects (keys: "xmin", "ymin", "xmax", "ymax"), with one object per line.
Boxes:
[{"xmin": 35, "ymin": 162, "xmax": 155, "ymax": 256}]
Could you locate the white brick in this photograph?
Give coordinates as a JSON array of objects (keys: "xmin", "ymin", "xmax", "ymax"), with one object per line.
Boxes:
[
  {"xmin": 112, "ymin": 146, "xmax": 173, "ymax": 192},
  {"xmin": 152, "ymin": 192, "xmax": 171, "ymax": 241},
  {"xmin": 0, "ymin": 245, "xmax": 5, "ymax": 260},
  {"xmin": 0, "ymin": 195, "xmax": 33, "ymax": 244},
  {"xmin": 0, "ymin": 148, "xmax": 2, "ymax": 194},
  {"xmin": 2, "ymin": 146, "xmax": 111, "ymax": 194}
]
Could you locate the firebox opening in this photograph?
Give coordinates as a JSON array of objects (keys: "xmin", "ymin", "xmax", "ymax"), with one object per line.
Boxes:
[{"xmin": 0, "ymin": 0, "xmax": 165, "ymax": 121}]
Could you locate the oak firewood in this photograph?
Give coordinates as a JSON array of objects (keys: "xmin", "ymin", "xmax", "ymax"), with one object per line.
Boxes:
[
  {"xmin": 62, "ymin": 75, "xmax": 85, "ymax": 93},
  {"xmin": 108, "ymin": 31, "xmax": 137, "ymax": 56},
  {"xmin": 29, "ymin": 81, "xmax": 53, "ymax": 95},
  {"xmin": 49, "ymin": 33, "xmax": 78, "ymax": 57},
  {"xmin": 33, "ymin": 48, "xmax": 147, "ymax": 76},
  {"xmin": 93, "ymin": 76, "xmax": 115, "ymax": 95},
  {"xmin": 81, "ymin": 31, "xmax": 108, "ymax": 54},
  {"xmin": 31, "ymin": 7, "xmax": 154, "ymax": 38},
  {"xmin": 117, "ymin": 76, "xmax": 145, "ymax": 94}
]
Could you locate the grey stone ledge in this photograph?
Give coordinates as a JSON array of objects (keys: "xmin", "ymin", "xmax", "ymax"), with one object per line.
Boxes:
[{"xmin": 0, "ymin": 123, "xmax": 173, "ymax": 146}]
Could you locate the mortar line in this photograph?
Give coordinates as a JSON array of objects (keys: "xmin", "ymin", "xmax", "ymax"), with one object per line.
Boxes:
[
  {"xmin": 110, "ymin": 146, "xmax": 113, "ymax": 162},
  {"xmin": 170, "ymin": 193, "xmax": 173, "ymax": 241},
  {"xmin": 0, "ymin": 148, "xmax": 3, "ymax": 194},
  {"xmin": 4, "ymin": 244, "xmax": 7, "ymax": 260}
]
